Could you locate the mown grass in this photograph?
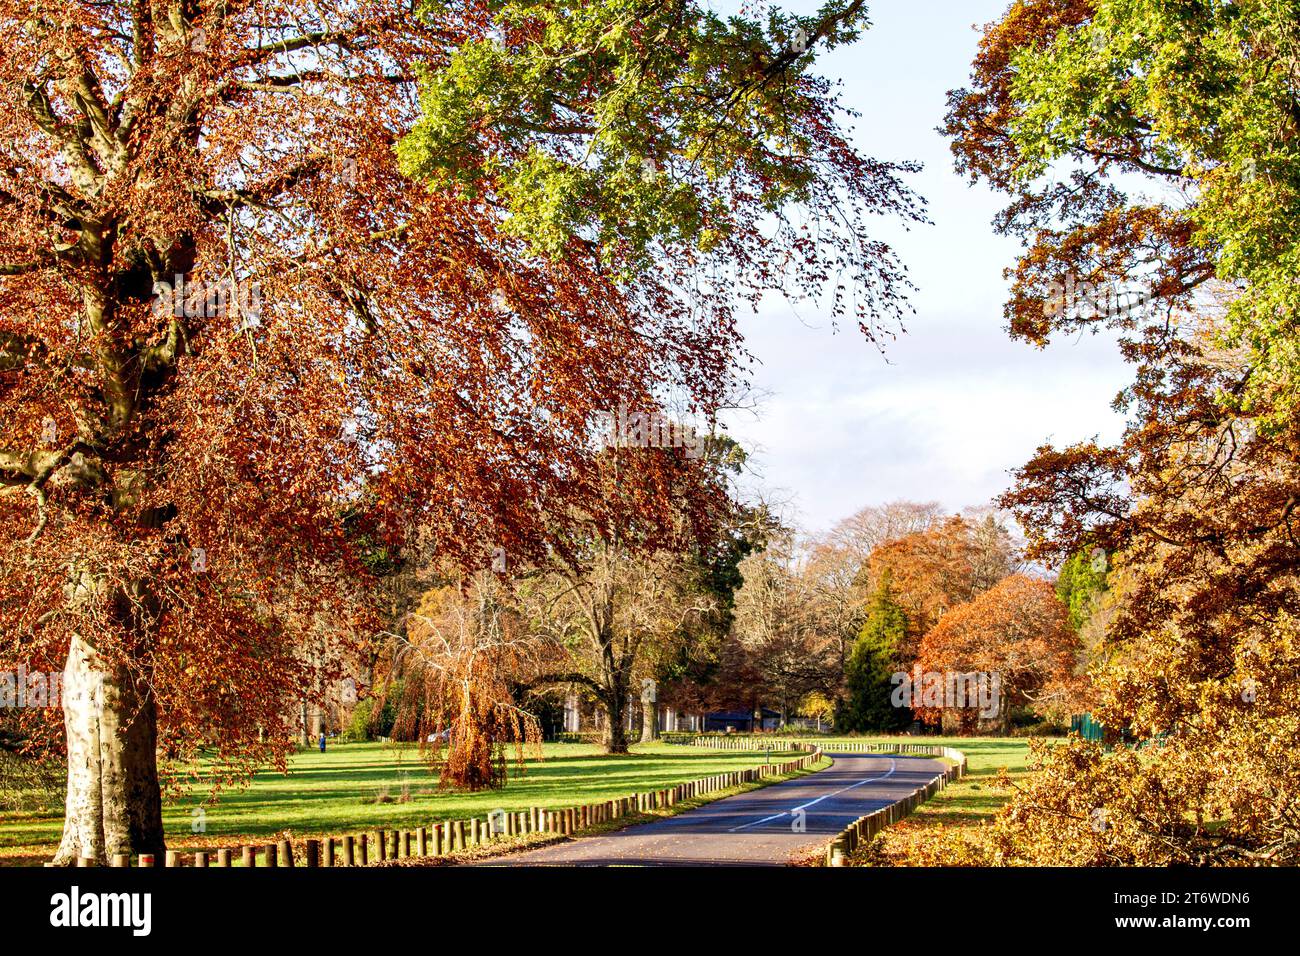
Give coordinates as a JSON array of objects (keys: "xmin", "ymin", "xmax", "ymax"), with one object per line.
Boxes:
[{"xmin": 0, "ymin": 740, "xmax": 803, "ymax": 864}]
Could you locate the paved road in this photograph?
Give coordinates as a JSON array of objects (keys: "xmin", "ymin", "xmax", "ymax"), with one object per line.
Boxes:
[{"xmin": 481, "ymin": 752, "xmax": 945, "ymax": 866}]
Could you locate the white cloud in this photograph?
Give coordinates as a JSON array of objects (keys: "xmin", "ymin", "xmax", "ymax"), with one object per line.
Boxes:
[{"xmin": 716, "ymin": 0, "xmax": 1133, "ymax": 535}]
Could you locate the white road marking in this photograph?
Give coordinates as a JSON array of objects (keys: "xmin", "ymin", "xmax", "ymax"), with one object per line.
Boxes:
[{"xmin": 726, "ymin": 757, "xmax": 898, "ymax": 832}]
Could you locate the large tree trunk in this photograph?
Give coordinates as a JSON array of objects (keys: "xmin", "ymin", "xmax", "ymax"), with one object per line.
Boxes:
[
  {"xmin": 603, "ymin": 689, "xmax": 629, "ymax": 754},
  {"xmin": 53, "ymin": 633, "xmax": 165, "ymax": 865},
  {"xmin": 640, "ymin": 700, "xmax": 657, "ymax": 743}
]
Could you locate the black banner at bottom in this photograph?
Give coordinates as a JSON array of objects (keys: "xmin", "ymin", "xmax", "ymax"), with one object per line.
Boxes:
[{"xmin": 0, "ymin": 865, "xmax": 1283, "ymax": 944}]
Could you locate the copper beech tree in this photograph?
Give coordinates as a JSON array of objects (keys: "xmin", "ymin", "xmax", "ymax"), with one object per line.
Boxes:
[
  {"xmin": 0, "ymin": 1, "xmax": 921, "ymax": 861},
  {"xmin": 864, "ymin": 515, "xmax": 1019, "ymax": 646},
  {"xmin": 914, "ymin": 573, "xmax": 1082, "ymax": 733}
]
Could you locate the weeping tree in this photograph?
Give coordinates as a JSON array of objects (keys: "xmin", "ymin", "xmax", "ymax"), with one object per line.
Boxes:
[
  {"xmin": 383, "ymin": 574, "xmax": 551, "ymax": 791},
  {"xmin": 1, "ymin": 0, "xmax": 919, "ymax": 862}
]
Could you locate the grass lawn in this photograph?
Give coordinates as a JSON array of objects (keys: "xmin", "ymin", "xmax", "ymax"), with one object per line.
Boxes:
[{"xmin": 0, "ymin": 740, "xmax": 803, "ymax": 864}]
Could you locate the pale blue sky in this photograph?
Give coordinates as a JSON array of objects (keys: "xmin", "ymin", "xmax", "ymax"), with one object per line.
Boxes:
[{"xmin": 719, "ymin": 0, "xmax": 1131, "ymax": 534}]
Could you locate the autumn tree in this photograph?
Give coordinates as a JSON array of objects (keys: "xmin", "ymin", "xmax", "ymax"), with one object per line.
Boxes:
[
  {"xmin": 799, "ymin": 536, "xmax": 869, "ymax": 680},
  {"xmin": 383, "ymin": 573, "xmax": 554, "ymax": 790},
  {"xmin": 822, "ymin": 500, "xmax": 944, "ymax": 566},
  {"xmin": 947, "ymin": 0, "xmax": 1300, "ymax": 862},
  {"xmin": 0, "ymin": 1, "xmax": 921, "ymax": 862},
  {"xmin": 652, "ymin": 443, "xmax": 778, "ymax": 723},
  {"xmin": 914, "ymin": 574, "xmax": 1081, "ymax": 733},
  {"xmin": 518, "ymin": 530, "xmax": 721, "ymax": 754},
  {"xmin": 730, "ymin": 534, "xmax": 840, "ymax": 722},
  {"xmin": 492, "ymin": 431, "xmax": 742, "ymax": 754},
  {"xmin": 865, "ymin": 514, "xmax": 1019, "ymax": 645}
]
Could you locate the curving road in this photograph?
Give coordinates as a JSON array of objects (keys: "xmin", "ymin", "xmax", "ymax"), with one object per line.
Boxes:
[{"xmin": 480, "ymin": 751, "xmax": 945, "ymax": 866}]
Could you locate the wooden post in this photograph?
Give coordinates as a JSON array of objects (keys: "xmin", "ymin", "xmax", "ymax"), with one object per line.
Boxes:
[
  {"xmin": 305, "ymin": 839, "xmax": 320, "ymax": 868},
  {"xmin": 164, "ymin": 850, "xmax": 180, "ymax": 867},
  {"xmin": 343, "ymin": 835, "xmax": 355, "ymax": 866},
  {"xmin": 376, "ymin": 831, "xmax": 386, "ymax": 861},
  {"xmin": 195, "ymin": 851, "xmax": 209, "ymax": 868},
  {"xmin": 265, "ymin": 844, "xmax": 278, "ymax": 868},
  {"xmin": 418, "ymin": 827, "xmax": 428, "ymax": 857},
  {"xmin": 454, "ymin": 819, "xmax": 465, "ymax": 852},
  {"xmin": 324, "ymin": 838, "xmax": 335, "ymax": 868},
  {"xmin": 138, "ymin": 854, "xmax": 156, "ymax": 868},
  {"xmin": 402, "ymin": 830, "xmax": 411, "ymax": 858},
  {"xmin": 279, "ymin": 839, "xmax": 293, "ymax": 868},
  {"xmin": 358, "ymin": 834, "xmax": 368, "ymax": 866},
  {"xmin": 111, "ymin": 853, "xmax": 130, "ymax": 868},
  {"xmin": 217, "ymin": 849, "xmax": 232, "ymax": 868},
  {"xmin": 76, "ymin": 856, "xmax": 94, "ymax": 867},
  {"xmin": 241, "ymin": 846, "xmax": 255, "ymax": 869}
]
